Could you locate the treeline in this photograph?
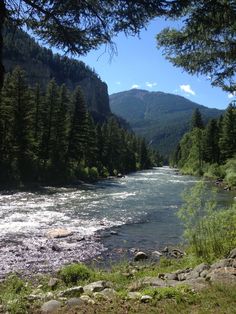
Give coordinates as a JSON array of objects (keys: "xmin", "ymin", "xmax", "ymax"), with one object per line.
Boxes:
[
  {"xmin": 0, "ymin": 67, "xmax": 161, "ymax": 188},
  {"xmin": 171, "ymin": 105, "xmax": 236, "ymax": 186}
]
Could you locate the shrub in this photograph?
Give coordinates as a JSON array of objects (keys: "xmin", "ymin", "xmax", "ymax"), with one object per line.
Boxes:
[
  {"xmin": 89, "ymin": 167, "xmax": 99, "ymax": 181},
  {"xmin": 224, "ymin": 157, "xmax": 236, "ymax": 187},
  {"xmin": 59, "ymin": 263, "xmax": 92, "ymax": 285},
  {"xmin": 178, "ymin": 181, "xmax": 236, "ymax": 261}
]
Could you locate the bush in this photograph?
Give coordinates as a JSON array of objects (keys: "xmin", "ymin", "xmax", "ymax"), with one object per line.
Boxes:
[
  {"xmin": 224, "ymin": 157, "xmax": 236, "ymax": 187},
  {"xmin": 59, "ymin": 263, "xmax": 92, "ymax": 285},
  {"xmin": 178, "ymin": 181, "xmax": 236, "ymax": 261},
  {"xmin": 203, "ymin": 163, "xmax": 225, "ymax": 179},
  {"xmin": 88, "ymin": 167, "xmax": 99, "ymax": 181}
]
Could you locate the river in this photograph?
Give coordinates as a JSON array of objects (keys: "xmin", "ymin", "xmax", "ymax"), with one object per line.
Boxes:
[{"xmin": 0, "ymin": 167, "xmax": 233, "ymax": 277}]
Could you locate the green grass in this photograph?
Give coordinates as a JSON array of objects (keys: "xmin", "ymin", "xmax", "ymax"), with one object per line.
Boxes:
[{"xmin": 1, "ymin": 257, "xmax": 236, "ymax": 314}]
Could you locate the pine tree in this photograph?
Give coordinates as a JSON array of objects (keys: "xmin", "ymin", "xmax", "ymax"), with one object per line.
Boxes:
[
  {"xmin": 39, "ymin": 79, "xmax": 59, "ymax": 168},
  {"xmin": 203, "ymin": 119, "xmax": 220, "ymax": 164},
  {"xmin": 84, "ymin": 113, "xmax": 98, "ymax": 168},
  {"xmin": 10, "ymin": 67, "xmax": 35, "ymax": 183},
  {"xmin": 191, "ymin": 109, "xmax": 204, "ymax": 130},
  {"xmin": 51, "ymin": 84, "xmax": 69, "ymax": 165},
  {"xmin": 67, "ymin": 86, "xmax": 87, "ymax": 163},
  {"xmin": 139, "ymin": 138, "xmax": 151, "ymax": 169},
  {"xmin": 219, "ymin": 103, "xmax": 236, "ymax": 161}
]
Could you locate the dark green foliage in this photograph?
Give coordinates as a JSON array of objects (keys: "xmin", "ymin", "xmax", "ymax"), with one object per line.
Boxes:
[
  {"xmin": 0, "ymin": 67, "xmax": 161, "ymax": 188},
  {"xmin": 203, "ymin": 119, "xmax": 220, "ymax": 164},
  {"xmin": 59, "ymin": 263, "xmax": 92, "ymax": 285},
  {"xmin": 219, "ymin": 103, "xmax": 236, "ymax": 160},
  {"xmin": 191, "ymin": 109, "xmax": 204, "ymax": 130},
  {"xmin": 172, "ymin": 103, "xmax": 236, "ymax": 185},
  {"xmin": 67, "ymin": 86, "xmax": 87, "ymax": 163},
  {"xmin": 157, "ymin": 1, "xmax": 236, "ymax": 92}
]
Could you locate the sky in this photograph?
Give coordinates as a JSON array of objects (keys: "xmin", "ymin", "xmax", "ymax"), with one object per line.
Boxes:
[{"xmin": 77, "ymin": 18, "xmax": 234, "ymax": 110}]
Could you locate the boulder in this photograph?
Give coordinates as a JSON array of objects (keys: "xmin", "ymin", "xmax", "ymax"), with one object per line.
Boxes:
[
  {"xmin": 46, "ymin": 228, "xmax": 73, "ymax": 239},
  {"xmin": 80, "ymin": 295, "xmax": 95, "ymax": 304},
  {"xmin": 94, "ymin": 288, "xmax": 117, "ymax": 300},
  {"xmin": 66, "ymin": 297, "xmax": 83, "ymax": 307},
  {"xmin": 134, "ymin": 252, "xmax": 148, "ymax": 262},
  {"xmin": 211, "ymin": 259, "xmax": 232, "ymax": 269},
  {"xmin": 41, "ymin": 300, "xmax": 61, "ymax": 313},
  {"xmin": 207, "ymin": 267, "xmax": 236, "ymax": 284},
  {"xmin": 83, "ymin": 281, "xmax": 111, "ymax": 294}
]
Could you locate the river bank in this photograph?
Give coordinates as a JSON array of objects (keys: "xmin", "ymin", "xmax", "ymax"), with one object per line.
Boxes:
[{"xmin": 1, "ymin": 248, "xmax": 236, "ymax": 313}]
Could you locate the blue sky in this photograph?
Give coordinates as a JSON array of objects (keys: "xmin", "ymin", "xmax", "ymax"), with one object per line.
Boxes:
[{"xmin": 78, "ymin": 18, "xmax": 234, "ymax": 110}]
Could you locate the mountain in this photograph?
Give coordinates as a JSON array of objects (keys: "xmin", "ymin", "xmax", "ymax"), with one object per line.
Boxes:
[
  {"xmin": 110, "ymin": 89, "xmax": 224, "ymax": 158},
  {"xmin": 3, "ymin": 26, "xmax": 110, "ymax": 122}
]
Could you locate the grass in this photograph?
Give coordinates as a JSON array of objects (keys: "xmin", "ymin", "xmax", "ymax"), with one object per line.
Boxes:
[{"xmin": 1, "ymin": 255, "xmax": 236, "ymax": 314}]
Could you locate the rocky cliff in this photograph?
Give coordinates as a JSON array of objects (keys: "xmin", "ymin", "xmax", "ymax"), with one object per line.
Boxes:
[{"xmin": 3, "ymin": 26, "xmax": 110, "ymax": 121}]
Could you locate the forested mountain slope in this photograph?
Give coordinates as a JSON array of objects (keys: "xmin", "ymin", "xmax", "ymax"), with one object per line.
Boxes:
[
  {"xmin": 3, "ymin": 26, "xmax": 110, "ymax": 122},
  {"xmin": 110, "ymin": 89, "xmax": 224, "ymax": 158}
]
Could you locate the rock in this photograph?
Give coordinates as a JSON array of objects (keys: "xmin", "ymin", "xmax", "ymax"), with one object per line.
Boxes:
[
  {"xmin": 141, "ymin": 295, "xmax": 153, "ymax": 303},
  {"xmin": 47, "ymin": 228, "xmax": 73, "ymax": 239},
  {"xmin": 41, "ymin": 300, "xmax": 61, "ymax": 313},
  {"xmin": 48, "ymin": 278, "xmax": 60, "ymax": 289},
  {"xmin": 110, "ymin": 230, "xmax": 118, "ymax": 235},
  {"xmin": 164, "ymin": 273, "xmax": 178, "ymax": 281},
  {"xmin": 183, "ymin": 278, "xmax": 208, "ymax": 291},
  {"xmin": 51, "ymin": 243, "xmax": 61, "ymax": 252},
  {"xmin": 170, "ymin": 248, "xmax": 184, "ymax": 258},
  {"xmin": 95, "ymin": 288, "xmax": 117, "ymax": 299},
  {"xmin": 152, "ymin": 250, "xmax": 163, "ymax": 257},
  {"xmin": 80, "ymin": 295, "xmax": 95, "ymax": 304},
  {"xmin": 134, "ymin": 252, "xmax": 148, "ymax": 262},
  {"xmin": 162, "ymin": 246, "xmax": 169, "ymax": 253},
  {"xmin": 66, "ymin": 297, "xmax": 83, "ymax": 307},
  {"xmin": 207, "ymin": 267, "xmax": 236, "ymax": 284},
  {"xmin": 127, "ymin": 292, "xmax": 142, "ymax": 299},
  {"xmin": 228, "ymin": 248, "xmax": 236, "ymax": 259},
  {"xmin": 142, "ymin": 277, "xmax": 168, "ymax": 287},
  {"xmin": 200, "ymin": 270, "xmax": 209, "ymax": 278},
  {"xmin": 194, "ymin": 263, "xmax": 210, "ymax": 274},
  {"xmin": 211, "ymin": 259, "xmax": 232, "ymax": 269},
  {"xmin": 58, "ymin": 286, "xmax": 84, "ymax": 297},
  {"xmin": 83, "ymin": 281, "xmax": 111, "ymax": 294}
]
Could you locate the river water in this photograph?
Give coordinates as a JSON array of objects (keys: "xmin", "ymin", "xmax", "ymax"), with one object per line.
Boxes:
[{"xmin": 0, "ymin": 167, "xmax": 233, "ymax": 277}]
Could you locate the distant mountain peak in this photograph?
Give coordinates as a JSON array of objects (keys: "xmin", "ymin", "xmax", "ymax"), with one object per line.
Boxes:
[{"xmin": 109, "ymin": 90, "xmax": 224, "ymax": 158}]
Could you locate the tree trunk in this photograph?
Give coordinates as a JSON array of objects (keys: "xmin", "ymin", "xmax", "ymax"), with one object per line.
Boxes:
[{"xmin": 0, "ymin": 0, "xmax": 6, "ymax": 89}]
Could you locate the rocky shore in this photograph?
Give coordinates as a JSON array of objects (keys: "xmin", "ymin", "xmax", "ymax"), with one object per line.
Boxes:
[{"xmin": 1, "ymin": 246, "xmax": 236, "ymax": 313}]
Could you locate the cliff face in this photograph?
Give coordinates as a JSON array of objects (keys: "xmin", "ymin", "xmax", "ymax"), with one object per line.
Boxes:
[{"xmin": 3, "ymin": 26, "xmax": 111, "ymax": 121}]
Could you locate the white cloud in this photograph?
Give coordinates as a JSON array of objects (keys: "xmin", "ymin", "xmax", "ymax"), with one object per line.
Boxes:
[
  {"xmin": 146, "ymin": 82, "xmax": 157, "ymax": 88},
  {"xmin": 131, "ymin": 84, "xmax": 140, "ymax": 89},
  {"xmin": 180, "ymin": 84, "xmax": 196, "ymax": 96},
  {"xmin": 116, "ymin": 81, "xmax": 121, "ymax": 85}
]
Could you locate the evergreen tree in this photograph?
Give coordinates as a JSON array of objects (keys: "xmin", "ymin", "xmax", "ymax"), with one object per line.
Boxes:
[
  {"xmin": 191, "ymin": 109, "xmax": 204, "ymax": 130},
  {"xmin": 203, "ymin": 119, "xmax": 220, "ymax": 164},
  {"xmin": 67, "ymin": 86, "xmax": 87, "ymax": 163},
  {"xmin": 219, "ymin": 103, "xmax": 236, "ymax": 161},
  {"xmin": 10, "ymin": 67, "xmax": 35, "ymax": 183},
  {"xmin": 139, "ymin": 139, "xmax": 151, "ymax": 170},
  {"xmin": 39, "ymin": 79, "xmax": 59, "ymax": 169},
  {"xmin": 84, "ymin": 113, "xmax": 98, "ymax": 168},
  {"xmin": 0, "ymin": 73, "xmax": 15, "ymax": 184}
]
